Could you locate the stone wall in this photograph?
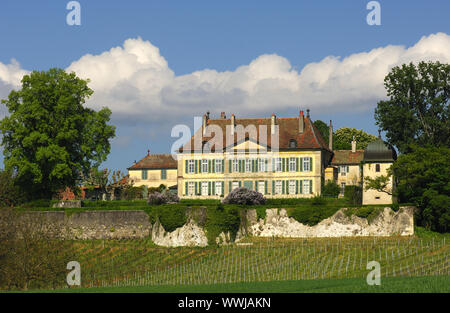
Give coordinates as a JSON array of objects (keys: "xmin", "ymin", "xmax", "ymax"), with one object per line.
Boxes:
[{"xmin": 23, "ymin": 206, "xmax": 414, "ymax": 244}]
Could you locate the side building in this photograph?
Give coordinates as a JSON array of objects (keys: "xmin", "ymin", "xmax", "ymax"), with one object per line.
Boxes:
[
  {"xmin": 127, "ymin": 152, "xmax": 178, "ymax": 190},
  {"xmin": 177, "ymin": 110, "xmax": 333, "ymax": 199}
]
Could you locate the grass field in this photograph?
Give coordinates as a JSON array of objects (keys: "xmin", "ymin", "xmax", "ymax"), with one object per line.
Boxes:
[{"xmin": 36, "ymin": 276, "xmax": 450, "ymax": 293}]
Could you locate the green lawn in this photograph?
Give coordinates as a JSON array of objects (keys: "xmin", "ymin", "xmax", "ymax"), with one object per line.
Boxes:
[{"xmin": 38, "ymin": 276, "xmax": 450, "ymax": 293}]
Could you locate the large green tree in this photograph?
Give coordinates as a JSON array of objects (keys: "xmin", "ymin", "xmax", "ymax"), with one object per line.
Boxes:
[
  {"xmin": 375, "ymin": 61, "xmax": 450, "ymax": 154},
  {"xmin": 392, "ymin": 146, "xmax": 449, "ymax": 232},
  {"xmin": 0, "ymin": 68, "xmax": 115, "ymax": 199},
  {"xmin": 313, "ymin": 120, "xmax": 329, "ymax": 145},
  {"xmin": 333, "ymin": 127, "xmax": 378, "ymax": 150}
]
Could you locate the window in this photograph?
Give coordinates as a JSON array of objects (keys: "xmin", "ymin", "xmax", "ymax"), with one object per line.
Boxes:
[
  {"xmin": 274, "ymin": 157, "xmax": 282, "ymax": 172},
  {"xmin": 340, "ymin": 165, "xmax": 347, "ymax": 176},
  {"xmin": 258, "ymin": 181, "xmax": 265, "ymax": 194},
  {"xmin": 258, "ymin": 158, "xmax": 266, "ymax": 172},
  {"xmin": 202, "ymin": 159, "xmax": 208, "ymax": 173},
  {"xmin": 289, "ymin": 139, "xmax": 297, "ymax": 148},
  {"xmin": 142, "ymin": 170, "xmax": 148, "ymax": 180},
  {"xmin": 215, "ymin": 181, "xmax": 222, "ymax": 196},
  {"xmin": 232, "ymin": 181, "xmax": 239, "ymax": 191},
  {"xmin": 375, "ymin": 164, "xmax": 380, "ymax": 172},
  {"xmin": 188, "ymin": 160, "xmax": 195, "ymax": 174},
  {"xmin": 303, "ymin": 158, "xmax": 311, "ymax": 172},
  {"xmin": 288, "ymin": 180, "xmax": 296, "ymax": 194},
  {"xmin": 188, "ymin": 182, "xmax": 195, "ymax": 196},
  {"xmin": 161, "ymin": 169, "xmax": 167, "ymax": 180},
  {"xmin": 302, "ymin": 180, "xmax": 311, "ymax": 194},
  {"xmin": 232, "ymin": 159, "xmax": 239, "ymax": 172},
  {"xmin": 274, "ymin": 180, "xmax": 282, "ymax": 195},
  {"xmin": 340, "ymin": 182, "xmax": 346, "ymax": 195},
  {"xmin": 215, "ymin": 159, "xmax": 223, "ymax": 173},
  {"xmin": 201, "ymin": 181, "xmax": 208, "ymax": 196},
  {"xmin": 289, "ymin": 157, "xmax": 296, "ymax": 172},
  {"xmin": 245, "ymin": 159, "xmax": 252, "ymax": 172}
]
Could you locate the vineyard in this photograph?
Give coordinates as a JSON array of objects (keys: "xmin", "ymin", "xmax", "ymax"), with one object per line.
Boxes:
[{"xmin": 60, "ymin": 235, "xmax": 449, "ymax": 291}]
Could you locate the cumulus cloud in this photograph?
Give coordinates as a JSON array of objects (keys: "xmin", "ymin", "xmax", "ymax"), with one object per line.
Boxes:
[{"xmin": 1, "ymin": 32, "xmax": 450, "ymax": 124}]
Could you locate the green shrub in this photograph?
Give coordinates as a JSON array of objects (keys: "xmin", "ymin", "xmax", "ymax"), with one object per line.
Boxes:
[
  {"xmin": 344, "ymin": 185, "xmax": 362, "ymax": 205},
  {"xmin": 149, "ymin": 206, "xmax": 187, "ymax": 232},
  {"xmin": 288, "ymin": 207, "xmax": 340, "ymax": 226},
  {"xmin": 311, "ymin": 196, "xmax": 326, "ymax": 206},
  {"xmin": 322, "ymin": 180, "xmax": 340, "ymax": 198},
  {"xmin": 205, "ymin": 205, "xmax": 241, "ymax": 245}
]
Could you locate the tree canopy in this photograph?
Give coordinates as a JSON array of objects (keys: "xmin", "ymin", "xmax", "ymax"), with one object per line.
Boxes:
[
  {"xmin": 0, "ymin": 68, "xmax": 115, "ymax": 199},
  {"xmin": 333, "ymin": 127, "xmax": 378, "ymax": 150},
  {"xmin": 375, "ymin": 61, "xmax": 450, "ymax": 154}
]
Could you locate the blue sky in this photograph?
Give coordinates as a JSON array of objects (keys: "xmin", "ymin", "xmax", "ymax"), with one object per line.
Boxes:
[{"xmin": 0, "ymin": 0, "xmax": 449, "ymax": 172}]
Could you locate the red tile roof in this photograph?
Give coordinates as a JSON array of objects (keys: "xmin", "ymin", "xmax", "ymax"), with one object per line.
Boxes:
[
  {"xmin": 128, "ymin": 154, "xmax": 177, "ymax": 170},
  {"xmin": 331, "ymin": 150, "xmax": 364, "ymax": 165},
  {"xmin": 179, "ymin": 114, "xmax": 331, "ymax": 153}
]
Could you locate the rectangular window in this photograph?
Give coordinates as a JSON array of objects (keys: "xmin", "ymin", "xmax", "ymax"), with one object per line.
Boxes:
[
  {"xmin": 161, "ymin": 169, "xmax": 167, "ymax": 180},
  {"xmin": 232, "ymin": 159, "xmax": 239, "ymax": 172},
  {"xmin": 258, "ymin": 158, "xmax": 266, "ymax": 172},
  {"xmin": 188, "ymin": 160, "xmax": 195, "ymax": 174},
  {"xmin": 340, "ymin": 165, "xmax": 347, "ymax": 176},
  {"xmin": 202, "ymin": 159, "xmax": 208, "ymax": 173},
  {"xmin": 201, "ymin": 181, "xmax": 208, "ymax": 196},
  {"xmin": 142, "ymin": 170, "xmax": 148, "ymax": 180},
  {"xmin": 289, "ymin": 157, "xmax": 296, "ymax": 172},
  {"xmin": 258, "ymin": 181, "xmax": 265, "ymax": 194},
  {"xmin": 288, "ymin": 180, "xmax": 296, "ymax": 195},
  {"xmin": 376, "ymin": 164, "xmax": 380, "ymax": 172},
  {"xmin": 274, "ymin": 180, "xmax": 282, "ymax": 195},
  {"xmin": 232, "ymin": 181, "xmax": 239, "ymax": 191},
  {"xmin": 302, "ymin": 180, "xmax": 311, "ymax": 195},
  {"xmin": 215, "ymin": 159, "xmax": 223, "ymax": 173},
  {"xmin": 303, "ymin": 158, "xmax": 311, "ymax": 172},
  {"xmin": 215, "ymin": 181, "xmax": 222, "ymax": 196},
  {"xmin": 275, "ymin": 157, "xmax": 282, "ymax": 172},
  {"xmin": 188, "ymin": 182, "xmax": 195, "ymax": 196},
  {"xmin": 245, "ymin": 159, "xmax": 252, "ymax": 172}
]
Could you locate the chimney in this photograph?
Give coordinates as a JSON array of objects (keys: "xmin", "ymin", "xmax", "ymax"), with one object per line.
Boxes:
[
  {"xmin": 220, "ymin": 112, "xmax": 226, "ymax": 119},
  {"xmin": 206, "ymin": 111, "xmax": 210, "ymax": 119},
  {"xmin": 231, "ymin": 114, "xmax": 235, "ymax": 135},
  {"xmin": 299, "ymin": 110, "xmax": 304, "ymax": 133},
  {"xmin": 329, "ymin": 120, "xmax": 333, "ymax": 150},
  {"xmin": 271, "ymin": 114, "xmax": 276, "ymax": 135},
  {"xmin": 147, "ymin": 149, "xmax": 150, "ymax": 156},
  {"xmin": 202, "ymin": 113, "xmax": 208, "ymax": 135},
  {"xmin": 351, "ymin": 136, "xmax": 356, "ymax": 153},
  {"xmin": 306, "ymin": 109, "xmax": 310, "ymax": 118}
]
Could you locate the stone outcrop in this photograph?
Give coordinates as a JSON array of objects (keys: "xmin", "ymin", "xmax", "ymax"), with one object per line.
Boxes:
[
  {"xmin": 247, "ymin": 207, "xmax": 414, "ymax": 238},
  {"xmin": 151, "ymin": 218, "xmax": 208, "ymax": 247}
]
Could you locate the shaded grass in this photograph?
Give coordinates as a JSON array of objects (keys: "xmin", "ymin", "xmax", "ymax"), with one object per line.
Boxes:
[{"xmin": 32, "ymin": 275, "xmax": 450, "ymax": 293}]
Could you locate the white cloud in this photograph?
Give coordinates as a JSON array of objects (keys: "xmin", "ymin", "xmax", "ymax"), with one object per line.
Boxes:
[{"xmin": 1, "ymin": 32, "xmax": 450, "ymax": 124}]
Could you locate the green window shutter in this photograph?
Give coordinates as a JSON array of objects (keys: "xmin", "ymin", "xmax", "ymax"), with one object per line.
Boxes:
[
  {"xmin": 282, "ymin": 180, "xmax": 285, "ymax": 194},
  {"xmin": 208, "ymin": 181, "xmax": 211, "ymax": 195},
  {"xmin": 255, "ymin": 181, "xmax": 258, "ymax": 191},
  {"xmin": 300, "ymin": 158, "xmax": 303, "ymax": 171},
  {"xmin": 346, "ymin": 165, "xmax": 349, "ymax": 173},
  {"xmin": 161, "ymin": 169, "xmax": 166, "ymax": 180},
  {"xmin": 185, "ymin": 182, "xmax": 188, "ymax": 195},
  {"xmin": 265, "ymin": 159, "xmax": 268, "ymax": 172},
  {"xmin": 256, "ymin": 158, "xmax": 260, "ymax": 172},
  {"xmin": 296, "ymin": 158, "xmax": 299, "ymax": 171},
  {"xmin": 272, "ymin": 180, "xmax": 275, "ymax": 194},
  {"xmin": 229, "ymin": 181, "xmax": 232, "ymax": 192},
  {"xmin": 265, "ymin": 181, "xmax": 268, "ymax": 195},
  {"xmin": 240, "ymin": 160, "xmax": 244, "ymax": 173},
  {"xmin": 195, "ymin": 182, "xmax": 198, "ymax": 194},
  {"xmin": 296, "ymin": 180, "xmax": 299, "ymax": 194},
  {"xmin": 252, "ymin": 159, "xmax": 256, "ymax": 172},
  {"xmin": 212, "ymin": 181, "xmax": 215, "ymax": 195},
  {"xmin": 238, "ymin": 181, "xmax": 242, "ymax": 188},
  {"xmin": 300, "ymin": 180, "xmax": 303, "ymax": 194},
  {"xmin": 286, "ymin": 180, "xmax": 289, "ymax": 193},
  {"xmin": 282, "ymin": 158, "xmax": 286, "ymax": 172},
  {"xmin": 208, "ymin": 160, "xmax": 211, "ymax": 173},
  {"xmin": 212, "ymin": 160, "xmax": 215, "ymax": 173},
  {"xmin": 311, "ymin": 157, "xmax": 314, "ymax": 172},
  {"xmin": 221, "ymin": 181, "xmax": 224, "ymax": 195},
  {"xmin": 195, "ymin": 160, "xmax": 198, "ymax": 173},
  {"xmin": 229, "ymin": 160, "xmax": 232, "ymax": 173},
  {"xmin": 310, "ymin": 179, "xmax": 313, "ymax": 194},
  {"xmin": 185, "ymin": 160, "xmax": 188, "ymax": 174},
  {"xmin": 200, "ymin": 160, "xmax": 203, "ymax": 173},
  {"xmin": 222, "ymin": 161, "xmax": 224, "ymax": 173}
]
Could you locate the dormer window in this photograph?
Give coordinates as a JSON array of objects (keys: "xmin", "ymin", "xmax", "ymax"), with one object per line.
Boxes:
[{"xmin": 289, "ymin": 139, "xmax": 297, "ymax": 148}]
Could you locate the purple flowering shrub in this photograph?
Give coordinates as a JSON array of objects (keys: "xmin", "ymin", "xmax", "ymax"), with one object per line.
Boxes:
[
  {"xmin": 222, "ymin": 187, "xmax": 266, "ymax": 205},
  {"xmin": 147, "ymin": 191, "xmax": 179, "ymax": 205}
]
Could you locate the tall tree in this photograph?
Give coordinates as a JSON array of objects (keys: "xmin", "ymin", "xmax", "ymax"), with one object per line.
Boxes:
[
  {"xmin": 333, "ymin": 127, "xmax": 378, "ymax": 150},
  {"xmin": 313, "ymin": 120, "xmax": 329, "ymax": 145},
  {"xmin": 0, "ymin": 68, "xmax": 115, "ymax": 199},
  {"xmin": 375, "ymin": 61, "xmax": 450, "ymax": 154}
]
